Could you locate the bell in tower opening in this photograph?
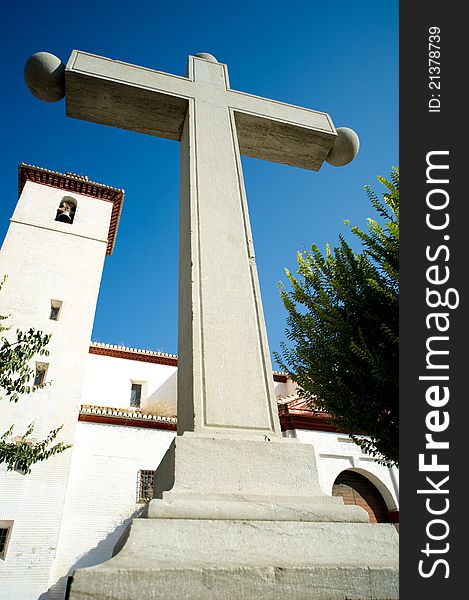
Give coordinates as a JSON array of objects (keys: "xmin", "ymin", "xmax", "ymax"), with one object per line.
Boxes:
[{"xmin": 55, "ymin": 196, "xmax": 77, "ymax": 224}]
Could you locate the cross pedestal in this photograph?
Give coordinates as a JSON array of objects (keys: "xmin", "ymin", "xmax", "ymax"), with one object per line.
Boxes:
[{"xmin": 25, "ymin": 51, "xmax": 398, "ymax": 600}]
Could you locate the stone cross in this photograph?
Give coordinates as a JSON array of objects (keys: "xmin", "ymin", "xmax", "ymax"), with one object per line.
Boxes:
[
  {"xmin": 24, "ymin": 51, "xmax": 359, "ymax": 439},
  {"xmin": 23, "ymin": 53, "xmax": 401, "ymax": 600}
]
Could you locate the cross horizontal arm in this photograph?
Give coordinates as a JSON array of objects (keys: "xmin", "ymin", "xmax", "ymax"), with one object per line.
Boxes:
[
  {"xmin": 64, "ymin": 51, "xmax": 340, "ymax": 171},
  {"xmin": 65, "ymin": 50, "xmax": 194, "ymax": 140},
  {"xmin": 229, "ymin": 91, "xmax": 337, "ymax": 171}
]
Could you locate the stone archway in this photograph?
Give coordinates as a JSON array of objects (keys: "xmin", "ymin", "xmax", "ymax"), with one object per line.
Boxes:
[{"xmin": 332, "ymin": 470, "xmax": 390, "ymax": 523}]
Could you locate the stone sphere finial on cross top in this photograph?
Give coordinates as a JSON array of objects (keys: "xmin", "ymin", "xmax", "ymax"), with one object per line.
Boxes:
[{"xmin": 194, "ymin": 53, "xmax": 219, "ymax": 62}]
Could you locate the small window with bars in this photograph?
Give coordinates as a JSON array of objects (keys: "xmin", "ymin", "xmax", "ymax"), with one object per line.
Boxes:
[
  {"xmin": 137, "ymin": 470, "xmax": 154, "ymax": 503},
  {"xmin": 0, "ymin": 521, "xmax": 13, "ymax": 560},
  {"xmin": 130, "ymin": 383, "xmax": 142, "ymax": 408}
]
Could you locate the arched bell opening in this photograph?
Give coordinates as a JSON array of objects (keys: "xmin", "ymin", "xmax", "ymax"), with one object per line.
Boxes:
[{"xmin": 55, "ymin": 195, "xmax": 77, "ymax": 224}]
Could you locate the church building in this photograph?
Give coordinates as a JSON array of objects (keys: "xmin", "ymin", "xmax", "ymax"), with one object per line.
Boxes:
[{"xmin": 0, "ymin": 164, "xmax": 399, "ymax": 600}]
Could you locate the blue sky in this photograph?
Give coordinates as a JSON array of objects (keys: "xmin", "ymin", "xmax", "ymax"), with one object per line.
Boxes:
[{"xmin": 0, "ymin": 1, "xmax": 398, "ymax": 369}]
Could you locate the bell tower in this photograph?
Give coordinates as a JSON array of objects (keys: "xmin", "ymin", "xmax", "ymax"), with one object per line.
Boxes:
[{"xmin": 0, "ymin": 164, "xmax": 123, "ymax": 600}]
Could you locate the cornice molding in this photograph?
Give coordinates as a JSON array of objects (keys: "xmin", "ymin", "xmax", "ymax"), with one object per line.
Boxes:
[{"xmin": 89, "ymin": 342, "xmax": 288, "ymax": 382}]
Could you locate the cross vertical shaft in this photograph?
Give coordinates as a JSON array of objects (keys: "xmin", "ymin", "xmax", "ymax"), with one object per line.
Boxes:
[
  {"xmin": 25, "ymin": 49, "xmax": 359, "ymax": 438},
  {"xmin": 177, "ymin": 58, "xmax": 280, "ymax": 437}
]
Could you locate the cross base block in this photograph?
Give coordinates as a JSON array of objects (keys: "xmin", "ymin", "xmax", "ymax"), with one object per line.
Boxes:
[
  {"xmin": 67, "ymin": 435, "xmax": 398, "ymax": 599},
  {"xmin": 68, "ymin": 519, "xmax": 399, "ymax": 600}
]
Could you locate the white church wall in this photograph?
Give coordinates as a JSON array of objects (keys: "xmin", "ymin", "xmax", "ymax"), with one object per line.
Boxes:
[
  {"xmin": 81, "ymin": 350, "xmax": 290, "ymax": 415},
  {"xmin": 0, "ymin": 181, "xmax": 113, "ymax": 441},
  {"xmin": 48, "ymin": 421, "xmax": 176, "ymax": 600},
  {"xmin": 81, "ymin": 352, "xmax": 178, "ymax": 414},
  {"xmin": 0, "ymin": 456, "xmax": 84, "ymax": 600},
  {"xmin": 0, "ymin": 179, "xmax": 115, "ymax": 600},
  {"xmin": 294, "ymin": 428, "xmax": 399, "ymax": 511},
  {"xmin": 273, "ymin": 378, "xmax": 291, "ymax": 397}
]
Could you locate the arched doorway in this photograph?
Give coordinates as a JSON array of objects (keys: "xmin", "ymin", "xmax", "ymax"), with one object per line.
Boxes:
[{"xmin": 332, "ymin": 470, "xmax": 390, "ymax": 523}]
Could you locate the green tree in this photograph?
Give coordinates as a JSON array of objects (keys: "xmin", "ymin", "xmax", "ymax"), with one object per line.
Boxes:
[
  {"xmin": 0, "ymin": 277, "xmax": 71, "ymax": 473},
  {"xmin": 276, "ymin": 169, "xmax": 399, "ymax": 466}
]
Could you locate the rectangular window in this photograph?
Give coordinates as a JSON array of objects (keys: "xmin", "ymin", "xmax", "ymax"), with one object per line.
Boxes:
[
  {"xmin": 50, "ymin": 300, "xmax": 62, "ymax": 321},
  {"xmin": 0, "ymin": 521, "xmax": 13, "ymax": 560},
  {"xmin": 34, "ymin": 363, "xmax": 48, "ymax": 387},
  {"xmin": 130, "ymin": 383, "xmax": 142, "ymax": 408},
  {"xmin": 137, "ymin": 470, "xmax": 154, "ymax": 503}
]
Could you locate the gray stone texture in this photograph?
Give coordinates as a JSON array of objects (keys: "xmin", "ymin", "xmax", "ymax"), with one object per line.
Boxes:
[
  {"xmin": 326, "ymin": 127, "xmax": 360, "ymax": 166},
  {"xmin": 71, "ymin": 566, "xmax": 398, "ymax": 600},
  {"xmin": 68, "ymin": 519, "xmax": 398, "ymax": 600},
  {"xmin": 67, "ymin": 434, "xmax": 398, "ymax": 599},
  {"xmin": 148, "ymin": 434, "xmax": 369, "ymax": 522},
  {"xmin": 24, "ymin": 52, "xmax": 65, "ymax": 102}
]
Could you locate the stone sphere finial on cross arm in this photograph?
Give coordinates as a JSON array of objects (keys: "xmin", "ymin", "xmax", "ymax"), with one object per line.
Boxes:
[
  {"xmin": 24, "ymin": 52, "xmax": 66, "ymax": 103},
  {"xmin": 326, "ymin": 127, "xmax": 360, "ymax": 167}
]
